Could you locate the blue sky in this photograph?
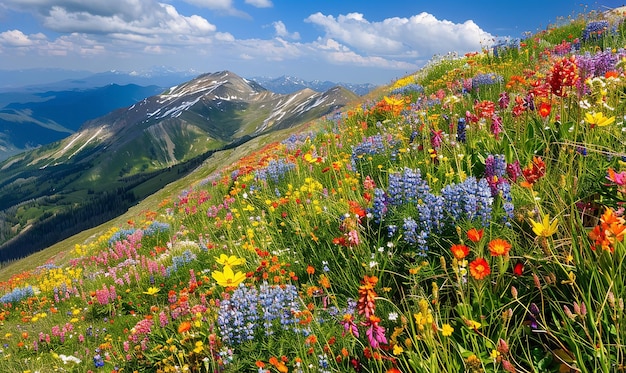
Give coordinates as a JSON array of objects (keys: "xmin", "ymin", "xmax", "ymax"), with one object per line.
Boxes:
[{"xmin": 0, "ymin": 0, "xmax": 623, "ymax": 84}]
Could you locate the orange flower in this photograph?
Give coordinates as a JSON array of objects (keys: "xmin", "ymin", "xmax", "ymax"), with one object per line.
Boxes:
[
  {"xmin": 466, "ymin": 228, "xmax": 483, "ymax": 242},
  {"xmin": 589, "ymin": 207, "xmax": 626, "ymax": 252},
  {"xmin": 177, "ymin": 321, "xmax": 191, "ymax": 334},
  {"xmin": 488, "ymin": 238, "xmax": 512, "ymax": 256},
  {"xmin": 306, "ymin": 265, "xmax": 315, "ymax": 275},
  {"xmin": 450, "ymin": 244, "xmax": 470, "ymax": 259},
  {"xmin": 469, "ymin": 258, "xmax": 491, "ymax": 280}
]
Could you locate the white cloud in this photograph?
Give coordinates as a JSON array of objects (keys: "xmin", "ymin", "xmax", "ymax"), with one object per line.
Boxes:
[
  {"xmin": 305, "ymin": 11, "xmax": 493, "ymax": 58},
  {"xmin": 182, "ymin": 0, "xmax": 250, "ymax": 17},
  {"xmin": 245, "ymin": 0, "xmax": 272, "ymax": 8},
  {"xmin": 41, "ymin": 3, "xmax": 215, "ymax": 36},
  {"xmin": 0, "ymin": 29, "xmax": 37, "ymax": 46},
  {"xmin": 272, "ymin": 21, "xmax": 300, "ymax": 40}
]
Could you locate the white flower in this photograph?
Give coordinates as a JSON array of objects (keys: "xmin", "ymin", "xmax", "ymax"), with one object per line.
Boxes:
[
  {"xmin": 388, "ymin": 312, "xmax": 399, "ymax": 321},
  {"xmin": 59, "ymin": 354, "xmax": 82, "ymax": 364}
]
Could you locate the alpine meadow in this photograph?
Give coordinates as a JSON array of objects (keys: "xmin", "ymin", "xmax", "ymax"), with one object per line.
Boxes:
[{"xmin": 1, "ymin": 7, "xmax": 626, "ymax": 373}]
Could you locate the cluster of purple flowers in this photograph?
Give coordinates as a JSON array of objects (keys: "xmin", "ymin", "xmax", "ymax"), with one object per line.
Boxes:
[
  {"xmin": 254, "ymin": 159, "xmax": 296, "ymax": 183},
  {"xmin": 457, "ymin": 118, "xmax": 467, "ymax": 143},
  {"xmin": 441, "ymin": 177, "xmax": 493, "ymax": 227},
  {"xmin": 484, "ymin": 154, "xmax": 508, "ymax": 197},
  {"xmin": 350, "ymin": 134, "xmax": 387, "ymax": 169},
  {"xmin": 143, "ymin": 221, "xmax": 171, "ymax": 236},
  {"xmin": 258, "ymin": 282, "xmax": 300, "ymax": 335},
  {"xmin": 484, "ymin": 154, "xmax": 515, "ymax": 224},
  {"xmin": 492, "ymin": 37, "xmax": 521, "ymax": 58},
  {"xmin": 107, "ymin": 228, "xmax": 137, "ymax": 246},
  {"xmin": 389, "ymin": 83, "xmax": 424, "ymax": 96},
  {"xmin": 582, "ymin": 20, "xmax": 610, "ymax": 41},
  {"xmin": 387, "ymin": 167, "xmax": 430, "ymax": 206},
  {"xmin": 164, "ymin": 250, "xmax": 197, "ymax": 277},
  {"xmin": 281, "ymin": 131, "xmax": 316, "ymax": 151},
  {"xmin": 0, "ymin": 285, "xmax": 34, "ymax": 304},
  {"xmin": 471, "ymin": 73, "xmax": 503, "ymax": 89},
  {"xmin": 218, "ymin": 282, "xmax": 302, "ymax": 345},
  {"xmin": 576, "ymin": 50, "xmax": 619, "ymax": 81}
]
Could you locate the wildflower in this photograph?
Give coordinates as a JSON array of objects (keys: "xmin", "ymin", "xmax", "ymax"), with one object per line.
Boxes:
[
  {"xmin": 520, "ymin": 156, "xmax": 546, "ymax": 188},
  {"xmin": 392, "ymin": 344, "xmax": 404, "ymax": 355},
  {"xmin": 585, "ymin": 111, "xmax": 615, "ymax": 127},
  {"xmin": 469, "ymin": 258, "xmax": 490, "ymax": 280},
  {"xmin": 178, "ymin": 321, "xmax": 192, "ymax": 334},
  {"xmin": 548, "ymin": 55, "xmax": 579, "ymax": 97},
  {"xmin": 607, "ymin": 167, "xmax": 626, "ymax": 190},
  {"xmin": 143, "ymin": 286, "xmax": 160, "ymax": 296},
  {"xmin": 589, "ymin": 207, "xmax": 626, "ymax": 252},
  {"xmin": 212, "ymin": 265, "xmax": 246, "ymax": 287},
  {"xmin": 467, "ymin": 228, "xmax": 483, "ymax": 242},
  {"xmin": 513, "ymin": 262, "xmax": 524, "ymax": 276},
  {"xmin": 365, "ymin": 315, "xmax": 387, "ymax": 349},
  {"xmin": 530, "ymin": 214, "xmax": 558, "ymax": 237},
  {"xmin": 194, "ymin": 341, "xmax": 204, "ymax": 353},
  {"xmin": 538, "ymin": 102, "xmax": 551, "ymax": 118},
  {"xmin": 450, "ymin": 244, "xmax": 469, "ymax": 259},
  {"xmin": 441, "ymin": 323, "xmax": 454, "ymax": 337},
  {"xmin": 488, "ymin": 238, "xmax": 512, "ymax": 256},
  {"xmin": 465, "ymin": 319, "xmax": 482, "ymax": 330},
  {"xmin": 357, "ymin": 275, "xmax": 378, "ymax": 318},
  {"xmin": 215, "ymin": 254, "xmax": 245, "ymax": 267},
  {"xmin": 342, "ymin": 314, "xmax": 359, "ymax": 337}
]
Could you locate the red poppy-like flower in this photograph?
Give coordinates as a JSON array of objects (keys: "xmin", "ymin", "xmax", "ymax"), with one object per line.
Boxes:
[
  {"xmin": 513, "ymin": 261, "xmax": 524, "ymax": 276},
  {"xmin": 488, "ymin": 238, "xmax": 512, "ymax": 256},
  {"xmin": 538, "ymin": 102, "xmax": 551, "ymax": 118},
  {"xmin": 467, "ymin": 228, "xmax": 484, "ymax": 242},
  {"xmin": 450, "ymin": 244, "xmax": 470, "ymax": 259},
  {"xmin": 469, "ymin": 258, "xmax": 491, "ymax": 280},
  {"xmin": 521, "ymin": 156, "xmax": 546, "ymax": 188}
]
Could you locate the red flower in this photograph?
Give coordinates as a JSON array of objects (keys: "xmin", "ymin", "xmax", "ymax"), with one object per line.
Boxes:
[
  {"xmin": 538, "ymin": 102, "xmax": 551, "ymax": 118},
  {"xmin": 548, "ymin": 55, "xmax": 579, "ymax": 97},
  {"xmin": 469, "ymin": 258, "xmax": 491, "ymax": 280},
  {"xmin": 513, "ymin": 261, "xmax": 524, "ymax": 276}
]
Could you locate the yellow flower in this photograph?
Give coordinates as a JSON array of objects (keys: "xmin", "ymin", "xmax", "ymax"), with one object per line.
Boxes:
[
  {"xmin": 383, "ymin": 96, "xmax": 404, "ymax": 107},
  {"xmin": 143, "ymin": 286, "xmax": 161, "ymax": 296},
  {"xmin": 215, "ymin": 254, "xmax": 245, "ymax": 267},
  {"xmin": 465, "ymin": 319, "xmax": 481, "ymax": 330},
  {"xmin": 392, "ymin": 344, "xmax": 404, "ymax": 355},
  {"xmin": 212, "ymin": 265, "xmax": 246, "ymax": 287},
  {"xmin": 193, "ymin": 341, "xmax": 204, "ymax": 354},
  {"xmin": 585, "ymin": 111, "xmax": 615, "ymax": 127},
  {"xmin": 441, "ymin": 323, "xmax": 454, "ymax": 337},
  {"xmin": 530, "ymin": 214, "xmax": 558, "ymax": 237}
]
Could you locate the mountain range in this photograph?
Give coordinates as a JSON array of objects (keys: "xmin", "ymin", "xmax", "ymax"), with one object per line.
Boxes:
[
  {"xmin": 0, "ymin": 69, "xmax": 376, "ymax": 161},
  {"xmin": 0, "ymin": 70, "xmax": 359, "ymax": 262}
]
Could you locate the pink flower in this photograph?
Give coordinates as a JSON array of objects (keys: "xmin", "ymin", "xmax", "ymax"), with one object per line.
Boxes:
[
  {"xmin": 341, "ymin": 314, "xmax": 359, "ymax": 337},
  {"xmin": 364, "ymin": 316, "xmax": 387, "ymax": 349},
  {"xmin": 607, "ymin": 168, "xmax": 626, "ymax": 186}
]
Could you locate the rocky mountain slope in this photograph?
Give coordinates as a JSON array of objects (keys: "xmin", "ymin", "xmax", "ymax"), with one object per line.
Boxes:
[{"xmin": 0, "ymin": 70, "xmax": 358, "ymax": 261}]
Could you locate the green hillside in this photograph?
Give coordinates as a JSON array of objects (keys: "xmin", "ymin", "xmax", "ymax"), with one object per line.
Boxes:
[{"xmin": 0, "ymin": 8, "xmax": 625, "ymax": 373}]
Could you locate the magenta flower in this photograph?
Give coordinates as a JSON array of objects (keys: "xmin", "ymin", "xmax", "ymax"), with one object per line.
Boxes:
[
  {"xmin": 341, "ymin": 314, "xmax": 359, "ymax": 337},
  {"xmin": 364, "ymin": 315, "xmax": 387, "ymax": 349}
]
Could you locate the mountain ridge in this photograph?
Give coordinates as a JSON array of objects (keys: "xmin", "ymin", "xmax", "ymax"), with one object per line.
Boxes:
[{"xmin": 0, "ymin": 70, "xmax": 358, "ymax": 262}]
